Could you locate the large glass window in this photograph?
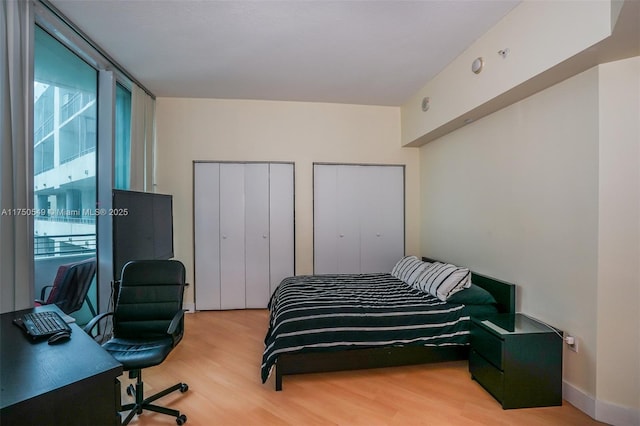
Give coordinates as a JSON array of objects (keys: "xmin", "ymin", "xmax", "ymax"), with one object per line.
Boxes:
[{"xmin": 33, "ymin": 26, "xmax": 97, "ymax": 323}]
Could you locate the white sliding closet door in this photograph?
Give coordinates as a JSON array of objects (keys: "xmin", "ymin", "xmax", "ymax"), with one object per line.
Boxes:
[
  {"xmin": 194, "ymin": 162, "xmax": 294, "ymax": 310},
  {"xmin": 360, "ymin": 166, "xmax": 404, "ymax": 273},
  {"xmin": 244, "ymin": 164, "xmax": 270, "ymax": 309},
  {"xmin": 313, "ymin": 165, "xmax": 340, "ymax": 274},
  {"xmin": 315, "ymin": 164, "xmax": 362, "ymax": 273},
  {"xmin": 335, "ymin": 166, "xmax": 361, "ymax": 273},
  {"xmin": 314, "ymin": 164, "xmax": 404, "ymax": 274},
  {"xmin": 269, "ymin": 164, "xmax": 295, "ymax": 295},
  {"xmin": 194, "ymin": 163, "xmax": 221, "ymax": 310},
  {"xmin": 219, "ymin": 164, "xmax": 246, "ymax": 309}
]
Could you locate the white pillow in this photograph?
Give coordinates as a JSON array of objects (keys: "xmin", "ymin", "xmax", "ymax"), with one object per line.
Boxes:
[
  {"xmin": 414, "ymin": 262, "xmax": 471, "ymax": 301},
  {"xmin": 391, "ymin": 256, "xmax": 429, "ymax": 287}
]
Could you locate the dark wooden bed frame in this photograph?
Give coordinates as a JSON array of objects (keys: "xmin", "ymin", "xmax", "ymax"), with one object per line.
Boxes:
[{"xmin": 272, "ymin": 257, "xmax": 516, "ymax": 390}]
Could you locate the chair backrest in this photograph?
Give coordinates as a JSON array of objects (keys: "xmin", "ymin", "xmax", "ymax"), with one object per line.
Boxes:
[
  {"xmin": 46, "ymin": 258, "xmax": 97, "ymax": 314},
  {"xmin": 114, "ymin": 260, "xmax": 186, "ymax": 341}
]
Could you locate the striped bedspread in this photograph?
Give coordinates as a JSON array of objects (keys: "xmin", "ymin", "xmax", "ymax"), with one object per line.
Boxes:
[{"xmin": 261, "ymin": 273, "xmax": 469, "ymax": 383}]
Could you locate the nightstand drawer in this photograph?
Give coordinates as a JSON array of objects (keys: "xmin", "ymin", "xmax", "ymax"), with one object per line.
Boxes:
[
  {"xmin": 470, "ymin": 322, "xmax": 503, "ymax": 369},
  {"xmin": 470, "ymin": 349, "xmax": 504, "ymax": 402}
]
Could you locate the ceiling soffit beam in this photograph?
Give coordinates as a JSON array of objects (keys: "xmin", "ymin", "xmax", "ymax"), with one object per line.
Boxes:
[{"xmin": 401, "ymin": 0, "xmax": 639, "ymax": 147}]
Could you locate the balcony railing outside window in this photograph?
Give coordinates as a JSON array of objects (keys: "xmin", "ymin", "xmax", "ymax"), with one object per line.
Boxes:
[
  {"xmin": 34, "ymin": 233, "xmax": 96, "ymax": 258},
  {"xmin": 60, "ymin": 114, "xmax": 97, "ymax": 164},
  {"xmin": 34, "ymin": 137, "xmax": 54, "ymax": 174},
  {"xmin": 36, "ymin": 212, "xmax": 96, "ymax": 224},
  {"xmin": 60, "ymin": 91, "xmax": 95, "ymax": 123},
  {"xmin": 34, "ymin": 114, "xmax": 54, "ymax": 143}
]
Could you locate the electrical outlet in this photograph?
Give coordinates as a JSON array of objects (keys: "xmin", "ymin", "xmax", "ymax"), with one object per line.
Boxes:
[{"xmin": 565, "ymin": 334, "xmax": 578, "ymax": 353}]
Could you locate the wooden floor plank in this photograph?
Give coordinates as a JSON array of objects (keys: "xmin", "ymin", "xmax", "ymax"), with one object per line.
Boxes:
[{"xmin": 120, "ymin": 310, "xmax": 604, "ymax": 425}]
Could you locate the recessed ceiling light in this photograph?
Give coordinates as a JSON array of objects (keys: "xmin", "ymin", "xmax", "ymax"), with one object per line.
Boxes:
[
  {"xmin": 471, "ymin": 57, "xmax": 484, "ymax": 74},
  {"xmin": 421, "ymin": 97, "xmax": 430, "ymax": 112}
]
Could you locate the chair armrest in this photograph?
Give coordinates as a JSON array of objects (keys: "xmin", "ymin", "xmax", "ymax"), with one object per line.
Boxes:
[
  {"xmin": 167, "ymin": 309, "xmax": 186, "ymax": 335},
  {"xmin": 83, "ymin": 311, "xmax": 114, "ymax": 337},
  {"xmin": 40, "ymin": 285, "xmax": 53, "ymax": 301}
]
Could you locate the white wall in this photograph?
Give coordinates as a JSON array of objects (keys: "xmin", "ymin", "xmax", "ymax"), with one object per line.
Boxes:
[
  {"xmin": 419, "ymin": 61, "xmax": 640, "ymax": 423},
  {"xmin": 420, "ymin": 66, "xmax": 600, "ymax": 394},
  {"xmin": 154, "ymin": 98, "xmax": 420, "ymax": 309},
  {"xmin": 595, "ymin": 57, "xmax": 639, "ymax": 424}
]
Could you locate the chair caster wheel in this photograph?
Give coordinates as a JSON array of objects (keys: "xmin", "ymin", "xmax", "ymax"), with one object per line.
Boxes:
[
  {"xmin": 176, "ymin": 414, "xmax": 187, "ymax": 425},
  {"xmin": 126, "ymin": 384, "xmax": 134, "ymax": 396},
  {"xmin": 180, "ymin": 383, "xmax": 189, "ymax": 393}
]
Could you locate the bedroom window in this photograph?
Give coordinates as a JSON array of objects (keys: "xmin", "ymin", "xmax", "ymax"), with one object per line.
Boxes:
[{"xmin": 33, "ymin": 25, "xmax": 98, "ymax": 323}]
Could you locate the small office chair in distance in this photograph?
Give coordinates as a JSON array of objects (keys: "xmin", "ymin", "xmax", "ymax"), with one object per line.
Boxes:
[
  {"xmin": 35, "ymin": 257, "xmax": 97, "ymax": 316},
  {"xmin": 84, "ymin": 259, "xmax": 189, "ymax": 425}
]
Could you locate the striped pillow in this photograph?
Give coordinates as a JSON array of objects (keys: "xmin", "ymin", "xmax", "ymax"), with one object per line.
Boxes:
[
  {"xmin": 414, "ymin": 262, "xmax": 471, "ymax": 301},
  {"xmin": 391, "ymin": 256, "xmax": 429, "ymax": 287}
]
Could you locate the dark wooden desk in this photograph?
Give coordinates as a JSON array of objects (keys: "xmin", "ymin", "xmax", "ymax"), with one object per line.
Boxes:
[{"xmin": 1, "ymin": 305, "xmax": 123, "ymax": 425}]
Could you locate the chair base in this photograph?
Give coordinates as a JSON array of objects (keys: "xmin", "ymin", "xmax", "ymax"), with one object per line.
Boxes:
[{"xmin": 120, "ymin": 371, "xmax": 188, "ymax": 425}]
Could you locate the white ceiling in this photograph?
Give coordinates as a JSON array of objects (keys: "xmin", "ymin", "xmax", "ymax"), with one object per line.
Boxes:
[{"xmin": 48, "ymin": 0, "xmax": 520, "ymax": 106}]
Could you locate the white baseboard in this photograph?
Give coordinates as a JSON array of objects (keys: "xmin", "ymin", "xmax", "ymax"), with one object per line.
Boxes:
[
  {"xmin": 595, "ymin": 399, "xmax": 640, "ymax": 426},
  {"xmin": 563, "ymin": 381, "xmax": 595, "ymax": 418},
  {"xmin": 563, "ymin": 381, "xmax": 640, "ymax": 426}
]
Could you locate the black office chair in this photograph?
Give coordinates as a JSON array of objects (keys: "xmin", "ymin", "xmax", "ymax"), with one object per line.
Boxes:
[
  {"xmin": 84, "ymin": 259, "xmax": 189, "ymax": 425},
  {"xmin": 35, "ymin": 257, "xmax": 97, "ymax": 316}
]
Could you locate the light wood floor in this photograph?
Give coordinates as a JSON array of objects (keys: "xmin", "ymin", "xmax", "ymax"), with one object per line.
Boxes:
[{"xmin": 122, "ymin": 310, "xmax": 604, "ymax": 425}]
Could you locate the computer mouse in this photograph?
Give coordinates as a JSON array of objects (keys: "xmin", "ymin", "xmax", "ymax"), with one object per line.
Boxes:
[{"xmin": 47, "ymin": 331, "xmax": 71, "ymax": 344}]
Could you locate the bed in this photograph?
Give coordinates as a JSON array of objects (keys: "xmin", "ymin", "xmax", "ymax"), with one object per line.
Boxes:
[{"xmin": 262, "ymin": 257, "xmax": 515, "ymax": 390}]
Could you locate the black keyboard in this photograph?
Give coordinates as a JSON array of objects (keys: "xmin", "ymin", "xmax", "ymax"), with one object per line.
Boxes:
[{"xmin": 14, "ymin": 311, "xmax": 72, "ymax": 339}]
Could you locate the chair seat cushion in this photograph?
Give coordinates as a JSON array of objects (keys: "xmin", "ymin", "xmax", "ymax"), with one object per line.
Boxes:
[{"xmin": 103, "ymin": 336, "xmax": 174, "ymax": 370}]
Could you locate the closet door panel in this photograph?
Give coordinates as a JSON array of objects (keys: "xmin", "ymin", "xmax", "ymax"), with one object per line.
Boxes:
[
  {"xmin": 245, "ymin": 164, "xmax": 270, "ymax": 308},
  {"xmin": 314, "ymin": 164, "xmax": 405, "ymax": 275},
  {"xmin": 269, "ymin": 163, "xmax": 295, "ymax": 295},
  {"xmin": 360, "ymin": 166, "xmax": 405, "ymax": 273},
  {"xmin": 219, "ymin": 164, "xmax": 246, "ymax": 309},
  {"xmin": 195, "ymin": 161, "xmax": 295, "ymax": 310},
  {"xmin": 194, "ymin": 163, "xmax": 221, "ymax": 310},
  {"xmin": 313, "ymin": 165, "xmax": 339, "ymax": 274},
  {"xmin": 336, "ymin": 166, "xmax": 361, "ymax": 274}
]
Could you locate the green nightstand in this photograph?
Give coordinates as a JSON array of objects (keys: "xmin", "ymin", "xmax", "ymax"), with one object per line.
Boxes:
[{"xmin": 469, "ymin": 313, "xmax": 563, "ymax": 409}]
